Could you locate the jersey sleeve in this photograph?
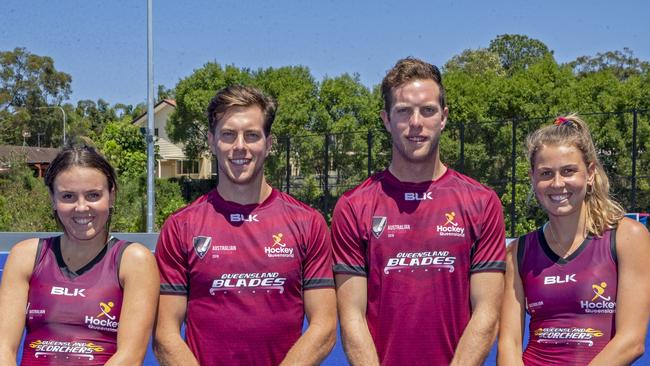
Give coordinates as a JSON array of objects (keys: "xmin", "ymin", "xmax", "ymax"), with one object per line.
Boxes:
[
  {"xmin": 301, "ymin": 211, "xmax": 334, "ymax": 290},
  {"xmin": 470, "ymin": 190, "xmax": 506, "ymax": 273},
  {"xmin": 155, "ymin": 215, "xmax": 190, "ymax": 295},
  {"xmin": 331, "ymin": 195, "xmax": 367, "ymax": 276}
]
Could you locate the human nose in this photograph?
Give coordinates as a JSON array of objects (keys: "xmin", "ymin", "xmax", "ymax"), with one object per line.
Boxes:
[
  {"xmin": 409, "ymin": 109, "xmax": 423, "ymax": 128},
  {"xmin": 550, "ymin": 172, "xmax": 564, "ymax": 188},
  {"xmin": 233, "ymin": 133, "xmax": 246, "ymax": 150},
  {"xmin": 75, "ymin": 198, "xmax": 90, "ymax": 211}
]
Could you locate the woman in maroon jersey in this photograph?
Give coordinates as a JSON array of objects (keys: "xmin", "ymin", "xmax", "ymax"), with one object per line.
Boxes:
[
  {"xmin": 0, "ymin": 145, "xmax": 159, "ymax": 365},
  {"xmin": 498, "ymin": 114, "xmax": 650, "ymax": 365}
]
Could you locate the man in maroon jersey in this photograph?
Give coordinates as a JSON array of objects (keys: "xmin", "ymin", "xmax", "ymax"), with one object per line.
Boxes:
[
  {"xmin": 153, "ymin": 85, "xmax": 336, "ymax": 365},
  {"xmin": 332, "ymin": 57, "xmax": 506, "ymax": 365}
]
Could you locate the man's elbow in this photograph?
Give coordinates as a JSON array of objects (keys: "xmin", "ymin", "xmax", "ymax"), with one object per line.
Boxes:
[
  {"xmin": 323, "ymin": 323, "xmax": 337, "ymax": 353},
  {"xmin": 152, "ymin": 333, "xmax": 174, "ymax": 360},
  {"xmin": 314, "ymin": 316, "xmax": 338, "ymax": 353}
]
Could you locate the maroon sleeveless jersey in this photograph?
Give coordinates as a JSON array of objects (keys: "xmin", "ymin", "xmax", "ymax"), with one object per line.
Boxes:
[
  {"xmin": 518, "ymin": 227, "xmax": 617, "ymax": 365},
  {"xmin": 21, "ymin": 236, "xmax": 131, "ymax": 365}
]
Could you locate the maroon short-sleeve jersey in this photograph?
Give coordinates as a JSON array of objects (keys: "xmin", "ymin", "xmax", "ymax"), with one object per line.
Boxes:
[
  {"xmin": 155, "ymin": 188, "xmax": 334, "ymax": 365},
  {"xmin": 22, "ymin": 236, "xmax": 130, "ymax": 365},
  {"xmin": 332, "ymin": 169, "xmax": 506, "ymax": 365},
  {"xmin": 518, "ymin": 227, "xmax": 618, "ymax": 365}
]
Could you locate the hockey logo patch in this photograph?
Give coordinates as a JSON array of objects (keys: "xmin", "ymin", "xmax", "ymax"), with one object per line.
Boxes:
[
  {"xmin": 372, "ymin": 216, "xmax": 387, "ymax": 238},
  {"xmin": 193, "ymin": 236, "xmax": 212, "ymax": 259}
]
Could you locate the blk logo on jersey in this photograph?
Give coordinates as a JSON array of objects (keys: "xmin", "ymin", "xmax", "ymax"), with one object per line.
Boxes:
[
  {"xmin": 404, "ymin": 192, "xmax": 433, "ymax": 201},
  {"xmin": 384, "ymin": 251, "xmax": 456, "ymax": 274},
  {"xmin": 544, "ymin": 274, "xmax": 577, "ymax": 285},
  {"xmin": 210, "ymin": 272, "xmax": 287, "ymax": 294},
  {"xmin": 436, "ymin": 212, "xmax": 466, "ymax": 237},
  {"xmin": 372, "ymin": 216, "xmax": 387, "ymax": 238},
  {"xmin": 85, "ymin": 301, "xmax": 119, "ymax": 332},
  {"xmin": 51, "ymin": 286, "xmax": 86, "ymax": 297},
  {"xmin": 193, "ymin": 236, "xmax": 212, "ymax": 259},
  {"xmin": 264, "ymin": 233, "xmax": 294, "ymax": 258},
  {"xmin": 230, "ymin": 213, "xmax": 259, "ymax": 222},
  {"xmin": 580, "ymin": 281, "xmax": 616, "ymax": 314}
]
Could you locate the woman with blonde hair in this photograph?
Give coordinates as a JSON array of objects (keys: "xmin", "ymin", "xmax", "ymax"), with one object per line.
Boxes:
[{"xmin": 498, "ymin": 114, "xmax": 650, "ymax": 365}]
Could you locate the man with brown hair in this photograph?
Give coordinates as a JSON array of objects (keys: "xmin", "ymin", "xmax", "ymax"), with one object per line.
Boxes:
[
  {"xmin": 332, "ymin": 57, "xmax": 506, "ymax": 365},
  {"xmin": 154, "ymin": 85, "xmax": 336, "ymax": 365}
]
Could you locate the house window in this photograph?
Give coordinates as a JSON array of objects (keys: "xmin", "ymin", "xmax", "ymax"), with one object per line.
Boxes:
[
  {"xmin": 211, "ymin": 158, "xmax": 218, "ymax": 176},
  {"xmin": 176, "ymin": 160, "xmax": 199, "ymax": 175},
  {"xmin": 139, "ymin": 127, "xmax": 159, "ymax": 136}
]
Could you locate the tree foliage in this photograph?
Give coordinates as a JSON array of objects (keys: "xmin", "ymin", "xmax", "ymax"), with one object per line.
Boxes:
[
  {"xmin": 488, "ymin": 34, "xmax": 553, "ymax": 74},
  {"xmin": 569, "ymin": 48, "xmax": 650, "ymax": 81},
  {"xmin": 0, "ymin": 48, "xmax": 73, "ymax": 146},
  {"xmin": 97, "ymin": 119, "xmax": 148, "ymax": 179},
  {"xmin": 2, "ymin": 36, "xmax": 649, "ymax": 235},
  {"xmin": 0, "ymin": 156, "xmax": 57, "ymax": 231}
]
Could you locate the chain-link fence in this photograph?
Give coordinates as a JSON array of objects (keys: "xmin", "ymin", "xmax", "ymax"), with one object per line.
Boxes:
[{"xmin": 181, "ymin": 109, "xmax": 649, "ymax": 236}]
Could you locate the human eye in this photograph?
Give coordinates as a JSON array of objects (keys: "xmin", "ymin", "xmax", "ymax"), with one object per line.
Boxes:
[
  {"xmin": 245, "ymin": 131, "xmax": 261, "ymax": 142},
  {"xmin": 219, "ymin": 130, "xmax": 235, "ymax": 141},
  {"xmin": 86, "ymin": 192, "xmax": 102, "ymax": 201},
  {"xmin": 562, "ymin": 167, "xmax": 577, "ymax": 176},
  {"xmin": 421, "ymin": 106, "xmax": 437, "ymax": 117},
  {"xmin": 394, "ymin": 106, "xmax": 411, "ymax": 115},
  {"xmin": 61, "ymin": 193, "xmax": 74, "ymax": 200}
]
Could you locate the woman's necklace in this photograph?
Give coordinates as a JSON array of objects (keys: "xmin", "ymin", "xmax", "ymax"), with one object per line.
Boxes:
[
  {"xmin": 61, "ymin": 236, "xmax": 108, "ymax": 271},
  {"xmin": 545, "ymin": 222, "xmax": 587, "ymax": 259}
]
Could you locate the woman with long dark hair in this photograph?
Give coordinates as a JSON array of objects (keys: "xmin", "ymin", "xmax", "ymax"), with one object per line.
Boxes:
[{"xmin": 0, "ymin": 145, "xmax": 158, "ymax": 365}]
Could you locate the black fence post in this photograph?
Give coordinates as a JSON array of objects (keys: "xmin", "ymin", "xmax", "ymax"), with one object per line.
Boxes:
[
  {"xmin": 367, "ymin": 130, "xmax": 373, "ymax": 177},
  {"xmin": 631, "ymin": 109, "xmax": 638, "ymax": 211},
  {"xmin": 323, "ymin": 133, "xmax": 330, "ymax": 214},
  {"xmin": 459, "ymin": 121, "xmax": 465, "ymax": 173},
  {"xmin": 285, "ymin": 136, "xmax": 291, "ymax": 194},
  {"xmin": 510, "ymin": 119, "xmax": 517, "ymax": 238}
]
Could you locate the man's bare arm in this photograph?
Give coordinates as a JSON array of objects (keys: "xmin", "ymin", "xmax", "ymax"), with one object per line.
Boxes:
[
  {"xmin": 152, "ymin": 294, "xmax": 199, "ymax": 366},
  {"xmin": 451, "ymin": 271, "xmax": 504, "ymax": 366},
  {"xmin": 336, "ymin": 274, "xmax": 380, "ymax": 366},
  {"xmin": 280, "ymin": 288, "xmax": 337, "ymax": 365}
]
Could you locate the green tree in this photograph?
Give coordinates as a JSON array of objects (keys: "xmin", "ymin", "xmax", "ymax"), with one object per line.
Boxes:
[
  {"xmin": 488, "ymin": 34, "xmax": 553, "ymax": 74},
  {"xmin": 0, "ymin": 155, "xmax": 56, "ymax": 231},
  {"xmin": 96, "ymin": 119, "xmax": 148, "ymax": 180},
  {"xmin": 569, "ymin": 48, "xmax": 650, "ymax": 81},
  {"xmin": 313, "ymin": 74, "xmax": 383, "ymax": 196},
  {"xmin": 168, "ymin": 63, "xmax": 253, "ymax": 159},
  {"xmin": 0, "ymin": 48, "xmax": 72, "ymax": 146},
  {"xmin": 444, "ymin": 48, "xmax": 505, "ymax": 77}
]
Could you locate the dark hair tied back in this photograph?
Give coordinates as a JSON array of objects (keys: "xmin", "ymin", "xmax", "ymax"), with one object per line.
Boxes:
[{"xmin": 44, "ymin": 145, "xmax": 118, "ymax": 194}]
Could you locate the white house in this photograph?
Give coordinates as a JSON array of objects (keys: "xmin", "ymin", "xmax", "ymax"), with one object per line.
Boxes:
[{"xmin": 132, "ymin": 99, "xmax": 213, "ymax": 179}]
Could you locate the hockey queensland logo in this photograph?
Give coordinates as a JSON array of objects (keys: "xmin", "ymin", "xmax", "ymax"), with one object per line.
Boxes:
[
  {"xmin": 580, "ymin": 281, "xmax": 616, "ymax": 314},
  {"xmin": 264, "ymin": 233, "xmax": 294, "ymax": 258},
  {"xmin": 436, "ymin": 211, "xmax": 465, "ymax": 238},
  {"xmin": 84, "ymin": 301, "xmax": 119, "ymax": 332}
]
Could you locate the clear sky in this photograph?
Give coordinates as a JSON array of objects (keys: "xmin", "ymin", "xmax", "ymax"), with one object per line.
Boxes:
[{"xmin": 2, "ymin": 0, "xmax": 648, "ymax": 106}]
